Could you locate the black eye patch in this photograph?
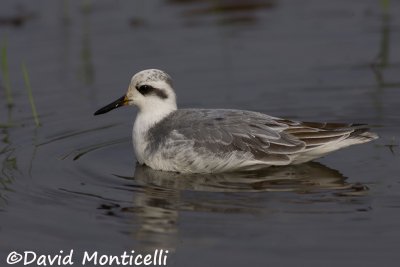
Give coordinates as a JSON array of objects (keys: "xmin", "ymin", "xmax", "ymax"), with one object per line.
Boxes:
[
  {"xmin": 137, "ymin": 85, "xmax": 153, "ymax": 95},
  {"xmin": 137, "ymin": 85, "xmax": 168, "ymax": 99}
]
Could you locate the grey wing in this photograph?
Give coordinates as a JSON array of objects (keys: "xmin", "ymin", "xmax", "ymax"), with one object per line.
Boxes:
[
  {"xmin": 159, "ymin": 109, "xmax": 306, "ymax": 164},
  {"xmin": 148, "ymin": 109, "xmax": 377, "ymax": 166}
]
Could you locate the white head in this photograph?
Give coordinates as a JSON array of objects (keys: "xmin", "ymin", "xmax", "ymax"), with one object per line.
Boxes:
[{"xmin": 94, "ymin": 69, "xmax": 177, "ymax": 116}]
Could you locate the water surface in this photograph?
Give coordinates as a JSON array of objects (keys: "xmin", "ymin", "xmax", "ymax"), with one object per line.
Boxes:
[{"xmin": 0, "ymin": 0, "xmax": 399, "ymax": 266}]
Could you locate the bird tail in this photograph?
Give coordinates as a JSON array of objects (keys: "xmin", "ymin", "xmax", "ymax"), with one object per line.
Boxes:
[
  {"xmin": 348, "ymin": 127, "xmax": 379, "ymax": 144},
  {"xmin": 289, "ymin": 123, "xmax": 378, "ymax": 164}
]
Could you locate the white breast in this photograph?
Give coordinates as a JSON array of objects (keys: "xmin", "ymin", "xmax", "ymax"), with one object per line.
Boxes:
[
  {"xmin": 132, "ymin": 120, "xmax": 147, "ymax": 164},
  {"xmin": 132, "ymin": 107, "xmax": 176, "ymax": 165}
]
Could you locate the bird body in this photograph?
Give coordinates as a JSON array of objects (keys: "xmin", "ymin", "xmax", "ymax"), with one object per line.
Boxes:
[{"xmin": 94, "ymin": 69, "xmax": 378, "ymax": 173}]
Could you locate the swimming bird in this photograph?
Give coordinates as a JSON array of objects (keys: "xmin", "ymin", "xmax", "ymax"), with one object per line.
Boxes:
[{"xmin": 94, "ymin": 69, "xmax": 378, "ymax": 173}]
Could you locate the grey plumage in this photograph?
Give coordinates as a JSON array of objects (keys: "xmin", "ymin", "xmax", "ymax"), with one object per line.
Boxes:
[
  {"xmin": 94, "ymin": 69, "xmax": 378, "ymax": 173},
  {"xmin": 144, "ymin": 109, "xmax": 377, "ymax": 172}
]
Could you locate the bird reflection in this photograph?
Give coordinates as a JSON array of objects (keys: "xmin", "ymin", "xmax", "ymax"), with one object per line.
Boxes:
[
  {"xmin": 167, "ymin": 0, "xmax": 276, "ymax": 26},
  {"xmin": 131, "ymin": 162, "xmax": 367, "ymax": 252},
  {"xmin": 134, "ymin": 162, "xmax": 356, "ymax": 193}
]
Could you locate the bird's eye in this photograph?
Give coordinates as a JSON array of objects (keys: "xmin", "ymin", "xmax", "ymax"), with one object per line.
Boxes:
[{"xmin": 137, "ymin": 85, "xmax": 153, "ymax": 95}]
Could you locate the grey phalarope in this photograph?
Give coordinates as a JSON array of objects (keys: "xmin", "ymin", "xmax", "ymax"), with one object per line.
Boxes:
[{"xmin": 94, "ymin": 69, "xmax": 378, "ymax": 173}]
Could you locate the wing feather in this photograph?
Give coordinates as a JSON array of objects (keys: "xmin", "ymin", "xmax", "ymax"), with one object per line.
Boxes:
[
  {"xmin": 283, "ymin": 121, "xmax": 373, "ymax": 150},
  {"xmin": 146, "ymin": 109, "xmax": 376, "ymax": 167},
  {"xmin": 147, "ymin": 109, "xmax": 305, "ymax": 162}
]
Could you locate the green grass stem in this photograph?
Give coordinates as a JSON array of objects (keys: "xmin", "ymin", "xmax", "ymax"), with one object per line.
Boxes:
[
  {"xmin": 1, "ymin": 39, "xmax": 13, "ymax": 107},
  {"xmin": 21, "ymin": 62, "xmax": 40, "ymax": 127},
  {"xmin": 381, "ymin": 0, "xmax": 390, "ymax": 12}
]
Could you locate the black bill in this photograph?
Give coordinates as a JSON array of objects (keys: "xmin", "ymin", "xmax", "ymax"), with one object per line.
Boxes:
[{"xmin": 94, "ymin": 95, "xmax": 128, "ymax": 115}]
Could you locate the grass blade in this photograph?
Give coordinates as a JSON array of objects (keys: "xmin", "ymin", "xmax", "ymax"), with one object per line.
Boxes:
[
  {"xmin": 1, "ymin": 38, "xmax": 13, "ymax": 107},
  {"xmin": 21, "ymin": 62, "xmax": 40, "ymax": 127},
  {"xmin": 381, "ymin": 0, "xmax": 390, "ymax": 12}
]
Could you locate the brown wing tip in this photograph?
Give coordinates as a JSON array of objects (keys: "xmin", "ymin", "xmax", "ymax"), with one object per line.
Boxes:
[{"xmin": 358, "ymin": 131, "xmax": 379, "ymax": 141}]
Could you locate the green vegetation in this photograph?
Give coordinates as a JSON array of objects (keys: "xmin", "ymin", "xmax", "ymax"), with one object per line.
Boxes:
[
  {"xmin": 21, "ymin": 62, "xmax": 40, "ymax": 127},
  {"xmin": 1, "ymin": 39, "xmax": 13, "ymax": 107},
  {"xmin": 381, "ymin": 0, "xmax": 390, "ymax": 12}
]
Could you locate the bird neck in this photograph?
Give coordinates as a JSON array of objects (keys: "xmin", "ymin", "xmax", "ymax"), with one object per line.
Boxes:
[
  {"xmin": 134, "ymin": 102, "xmax": 177, "ymax": 135},
  {"xmin": 132, "ymin": 103, "xmax": 176, "ymax": 163}
]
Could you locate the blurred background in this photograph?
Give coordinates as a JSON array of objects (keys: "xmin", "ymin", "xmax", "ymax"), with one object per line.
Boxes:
[{"xmin": 0, "ymin": 0, "xmax": 399, "ymax": 266}]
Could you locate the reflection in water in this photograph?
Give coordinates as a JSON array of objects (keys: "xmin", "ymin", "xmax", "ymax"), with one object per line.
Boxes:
[
  {"xmin": 61, "ymin": 0, "xmax": 70, "ymax": 24},
  {"xmin": 0, "ymin": 5, "xmax": 35, "ymax": 28},
  {"xmin": 169, "ymin": 0, "xmax": 276, "ymax": 26},
  {"xmin": 371, "ymin": 0, "xmax": 400, "ymax": 121},
  {"xmin": 0, "ymin": 104, "xmax": 16, "ymax": 206},
  {"xmin": 135, "ymin": 162, "xmax": 358, "ymax": 193},
  {"xmin": 79, "ymin": 0, "xmax": 95, "ymax": 85},
  {"xmin": 0, "ymin": 146, "xmax": 17, "ymax": 206},
  {"xmin": 124, "ymin": 162, "xmax": 367, "ymax": 252},
  {"xmin": 371, "ymin": 0, "xmax": 391, "ymax": 88},
  {"xmin": 133, "ymin": 180, "xmax": 179, "ymax": 253}
]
